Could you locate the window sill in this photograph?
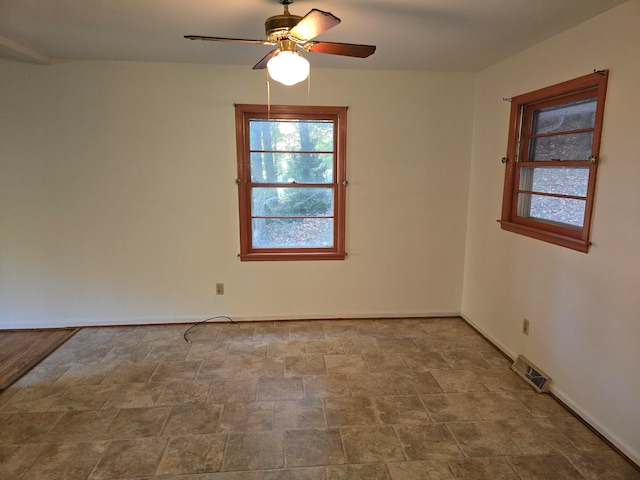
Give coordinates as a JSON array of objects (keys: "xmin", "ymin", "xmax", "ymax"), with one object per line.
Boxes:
[
  {"xmin": 239, "ymin": 251, "xmax": 347, "ymax": 262},
  {"xmin": 498, "ymin": 220, "xmax": 590, "ymax": 253}
]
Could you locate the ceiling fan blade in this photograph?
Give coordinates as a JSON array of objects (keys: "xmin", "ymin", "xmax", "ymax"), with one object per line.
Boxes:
[
  {"xmin": 290, "ymin": 9, "xmax": 340, "ymax": 41},
  {"xmin": 184, "ymin": 35, "xmax": 272, "ymax": 45},
  {"xmin": 252, "ymin": 49, "xmax": 279, "ymax": 70},
  {"xmin": 305, "ymin": 41, "xmax": 376, "ymax": 58}
]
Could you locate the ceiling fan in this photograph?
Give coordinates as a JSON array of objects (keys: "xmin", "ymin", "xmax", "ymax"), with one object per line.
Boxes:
[{"xmin": 185, "ymin": 0, "xmax": 376, "ymax": 86}]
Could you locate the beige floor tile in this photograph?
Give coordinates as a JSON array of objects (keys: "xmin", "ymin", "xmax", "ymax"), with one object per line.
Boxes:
[
  {"xmin": 440, "ymin": 350, "xmax": 492, "ymax": 369},
  {"xmin": 47, "ymin": 409, "xmax": 119, "ymax": 442},
  {"xmin": 391, "ymin": 372, "xmax": 443, "ymax": 395},
  {"xmin": 363, "ymin": 353, "xmax": 410, "ymax": 373},
  {"xmin": 547, "ymin": 416, "xmax": 611, "ymax": 451},
  {"xmin": 394, "ymin": 424, "xmax": 463, "ymax": 460},
  {"xmin": 447, "ymin": 421, "xmax": 521, "ymax": 457},
  {"xmin": 253, "ymin": 327, "xmax": 291, "ymax": 342},
  {"xmin": 218, "ymin": 401, "xmax": 274, "ymax": 432},
  {"xmin": 348, "ymin": 373, "xmax": 398, "ymax": 396},
  {"xmin": 324, "ymin": 396, "xmax": 378, "ymax": 426},
  {"xmin": 466, "ymin": 391, "xmax": 533, "ymax": 420},
  {"xmin": 340, "ymin": 425, "xmax": 405, "ymax": 463},
  {"xmin": 430, "ymin": 369, "xmax": 489, "ymax": 393},
  {"xmin": 512, "ymin": 390, "xmax": 572, "ymax": 418},
  {"xmin": 565, "ymin": 451, "xmax": 640, "ymax": 480},
  {"xmin": 289, "ymin": 326, "xmax": 325, "ymax": 340},
  {"xmin": 0, "ymin": 443, "xmax": 48, "ymax": 480},
  {"xmin": 161, "ymin": 403, "xmax": 223, "ymax": 436},
  {"xmin": 326, "ymin": 463, "xmax": 391, "ymax": 479},
  {"xmin": 149, "ymin": 360, "xmax": 201, "ymax": 382},
  {"xmin": 420, "ymin": 393, "xmax": 482, "ymax": 423},
  {"xmin": 341, "ymin": 337, "xmax": 383, "ymax": 354},
  {"xmin": 477, "ymin": 368, "xmax": 532, "ymax": 392},
  {"xmin": 268, "ymin": 340, "xmax": 307, "ymax": 357},
  {"xmin": 0, "ymin": 385, "xmax": 67, "ymax": 412},
  {"xmin": 197, "ymin": 358, "xmax": 243, "ymax": 380},
  {"xmin": 264, "ymin": 467, "xmax": 325, "ymax": 480},
  {"xmin": 498, "ymin": 418, "xmax": 577, "ymax": 454},
  {"xmin": 22, "ymin": 441, "xmax": 108, "ymax": 480},
  {"xmin": 274, "ymin": 399, "xmax": 326, "ymax": 429},
  {"xmin": 49, "ymin": 384, "xmax": 116, "ymax": 411},
  {"xmin": 257, "ymin": 376, "xmax": 304, "ymax": 401},
  {"xmin": 102, "ymin": 382, "xmax": 165, "ymax": 409},
  {"xmin": 303, "ymin": 374, "xmax": 351, "ymax": 398},
  {"xmin": 228, "ymin": 341, "xmax": 268, "ymax": 358},
  {"xmin": 285, "ymin": 355, "xmax": 327, "ymax": 376},
  {"xmin": 386, "ymin": 460, "xmax": 455, "ymax": 479},
  {"xmin": 155, "ymin": 378, "xmax": 212, "ymax": 406},
  {"xmin": 88, "ymin": 437, "xmax": 168, "ymax": 479},
  {"xmin": 324, "ymin": 354, "xmax": 369, "ymax": 374},
  {"xmin": 376, "ymin": 338, "xmax": 422, "ymax": 353},
  {"xmin": 144, "ymin": 344, "xmax": 190, "ymax": 362},
  {"xmin": 104, "ymin": 407, "xmax": 171, "ymax": 438},
  {"xmin": 242, "ymin": 357, "xmax": 285, "ymax": 377},
  {"xmin": 223, "ymin": 431, "xmax": 285, "ymax": 471},
  {"xmin": 157, "ymin": 434, "xmax": 227, "ymax": 475},
  {"xmin": 99, "ymin": 363, "xmax": 157, "ymax": 384},
  {"xmin": 306, "ymin": 339, "xmax": 344, "ymax": 355},
  {"xmin": 52, "ymin": 364, "xmax": 113, "ymax": 386},
  {"xmin": 507, "ymin": 454, "xmax": 585, "ymax": 480},
  {"xmin": 402, "ymin": 351, "xmax": 451, "ymax": 371},
  {"xmin": 185, "ymin": 342, "xmax": 230, "ymax": 361},
  {"xmin": 0, "ymin": 411, "xmax": 65, "ymax": 444},
  {"xmin": 207, "ymin": 377, "xmax": 258, "ymax": 403},
  {"xmin": 100, "ymin": 345, "xmax": 152, "ymax": 364},
  {"xmin": 371, "ymin": 395, "xmax": 432, "ymax": 424},
  {"xmin": 285, "ymin": 428, "xmax": 345, "ymax": 467},
  {"xmin": 448, "ymin": 456, "xmax": 517, "ymax": 479}
]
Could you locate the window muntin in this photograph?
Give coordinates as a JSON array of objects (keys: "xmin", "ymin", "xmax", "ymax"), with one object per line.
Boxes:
[
  {"xmin": 500, "ymin": 72, "xmax": 608, "ymax": 252},
  {"xmin": 235, "ymin": 105, "xmax": 347, "ymax": 261}
]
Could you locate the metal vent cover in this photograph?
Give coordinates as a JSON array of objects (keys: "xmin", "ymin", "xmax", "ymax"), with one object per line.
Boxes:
[{"xmin": 511, "ymin": 355, "xmax": 551, "ymax": 393}]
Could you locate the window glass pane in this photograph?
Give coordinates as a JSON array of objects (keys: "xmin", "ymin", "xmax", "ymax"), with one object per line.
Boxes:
[
  {"xmin": 519, "ymin": 167, "xmax": 589, "ymax": 197},
  {"xmin": 529, "ymin": 131, "xmax": 593, "ymax": 161},
  {"xmin": 531, "ymin": 97, "xmax": 597, "ymax": 135},
  {"xmin": 249, "ymin": 119, "xmax": 334, "ymax": 152},
  {"xmin": 250, "ymin": 152, "xmax": 334, "ymax": 183},
  {"xmin": 252, "ymin": 218, "xmax": 334, "ymax": 248},
  {"xmin": 252, "ymin": 187, "xmax": 334, "ymax": 217},
  {"xmin": 517, "ymin": 193, "xmax": 585, "ymax": 227}
]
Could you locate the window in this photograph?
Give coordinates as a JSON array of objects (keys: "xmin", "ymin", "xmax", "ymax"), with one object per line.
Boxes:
[
  {"xmin": 500, "ymin": 71, "xmax": 608, "ymax": 252},
  {"xmin": 235, "ymin": 104, "xmax": 347, "ymax": 261}
]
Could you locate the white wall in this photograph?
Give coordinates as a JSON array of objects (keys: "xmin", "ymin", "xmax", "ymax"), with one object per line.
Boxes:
[
  {"xmin": 0, "ymin": 61, "xmax": 474, "ymax": 328},
  {"xmin": 462, "ymin": 0, "xmax": 640, "ymax": 464}
]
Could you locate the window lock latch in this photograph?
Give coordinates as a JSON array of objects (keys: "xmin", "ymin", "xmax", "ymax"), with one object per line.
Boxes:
[{"xmin": 588, "ymin": 155, "xmax": 598, "ymax": 164}]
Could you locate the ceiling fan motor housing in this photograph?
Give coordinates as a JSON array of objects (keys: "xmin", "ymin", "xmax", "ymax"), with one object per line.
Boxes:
[{"xmin": 265, "ymin": 10, "xmax": 302, "ymax": 43}]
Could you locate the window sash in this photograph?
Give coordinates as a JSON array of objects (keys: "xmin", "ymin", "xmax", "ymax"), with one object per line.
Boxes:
[
  {"xmin": 235, "ymin": 104, "xmax": 347, "ymax": 261},
  {"xmin": 500, "ymin": 71, "xmax": 608, "ymax": 252}
]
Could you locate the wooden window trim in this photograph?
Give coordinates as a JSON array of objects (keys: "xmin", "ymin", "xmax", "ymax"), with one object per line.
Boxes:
[
  {"xmin": 499, "ymin": 71, "xmax": 608, "ymax": 253},
  {"xmin": 235, "ymin": 104, "xmax": 347, "ymax": 261}
]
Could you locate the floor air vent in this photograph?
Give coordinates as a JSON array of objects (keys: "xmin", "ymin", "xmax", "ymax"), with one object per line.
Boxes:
[{"xmin": 511, "ymin": 355, "xmax": 551, "ymax": 393}]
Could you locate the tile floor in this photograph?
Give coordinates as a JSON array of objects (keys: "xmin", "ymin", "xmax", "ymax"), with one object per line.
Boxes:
[{"xmin": 0, "ymin": 317, "xmax": 638, "ymax": 479}]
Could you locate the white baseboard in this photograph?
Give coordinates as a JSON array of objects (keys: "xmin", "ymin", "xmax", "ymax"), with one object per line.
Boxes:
[{"xmin": 1, "ymin": 310, "xmax": 462, "ymax": 330}]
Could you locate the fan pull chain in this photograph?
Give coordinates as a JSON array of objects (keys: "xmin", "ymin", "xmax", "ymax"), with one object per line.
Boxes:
[
  {"xmin": 307, "ymin": 69, "xmax": 311, "ymax": 98},
  {"xmin": 266, "ymin": 70, "xmax": 271, "ymax": 119}
]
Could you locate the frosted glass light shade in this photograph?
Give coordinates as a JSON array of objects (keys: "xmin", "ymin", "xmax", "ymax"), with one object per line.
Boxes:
[{"xmin": 267, "ymin": 51, "xmax": 310, "ymax": 86}]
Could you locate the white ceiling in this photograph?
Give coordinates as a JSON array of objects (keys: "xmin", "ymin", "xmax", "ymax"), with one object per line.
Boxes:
[{"xmin": 0, "ymin": 0, "xmax": 628, "ymax": 72}]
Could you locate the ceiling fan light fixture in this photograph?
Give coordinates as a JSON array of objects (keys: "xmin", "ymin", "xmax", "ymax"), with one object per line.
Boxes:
[{"xmin": 267, "ymin": 50, "xmax": 310, "ymax": 86}]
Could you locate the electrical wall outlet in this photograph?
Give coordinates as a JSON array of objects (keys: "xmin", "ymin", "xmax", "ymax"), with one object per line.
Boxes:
[
  {"xmin": 216, "ymin": 283, "xmax": 224, "ymax": 295},
  {"xmin": 522, "ymin": 318, "xmax": 530, "ymax": 336}
]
